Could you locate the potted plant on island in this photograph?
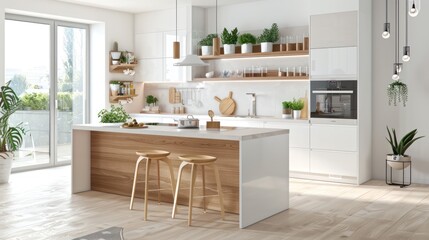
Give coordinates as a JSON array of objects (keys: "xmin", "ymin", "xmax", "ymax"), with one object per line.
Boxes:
[
  {"xmin": 281, "ymin": 101, "xmax": 292, "ymax": 119},
  {"xmin": 0, "ymin": 83, "xmax": 26, "ymax": 183},
  {"xmin": 109, "ymin": 81, "xmax": 121, "ymax": 97},
  {"xmin": 257, "ymin": 23, "xmax": 280, "ymax": 53},
  {"xmin": 238, "ymin": 33, "xmax": 256, "ymax": 54},
  {"xmin": 199, "ymin": 33, "xmax": 218, "ymax": 56},
  {"xmin": 97, "ymin": 105, "xmax": 131, "ymax": 123},
  {"xmin": 221, "ymin": 27, "xmax": 239, "ymax": 55},
  {"xmin": 387, "ymin": 80, "xmax": 408, "ymax": 107},
  {"xmin": 386, "ymin": 126, "xmax": 424, "ymax": 170},
  {"xmin": 290, "ymin": 98, "xmax": 304, "ymax": 120}
]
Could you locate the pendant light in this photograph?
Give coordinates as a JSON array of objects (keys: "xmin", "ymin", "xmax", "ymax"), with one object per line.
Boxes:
[
  {"xmin": 402, "ymin": 0, "xmax": 411, "ymax": 62},
  {"xmin": 382, "ymin": 0, "xmax": 391, "ymax": 39},
  {"xmin": 408, "ymin": 0, "xmax": 420, "ymax": 17},
  {"xmin": 212, "ymin": 0, "xmax": 221, "ymax": 55},
  {"xmin": 392, "ymin": 0, "xmax": 403, "ymax": 80},
  {"xmin": 173, "ymin": 0, "xmax": 180, "ymax": 59}
]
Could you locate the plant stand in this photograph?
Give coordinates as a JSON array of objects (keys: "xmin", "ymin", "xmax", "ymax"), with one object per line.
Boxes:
[{"xmin": 385, "ymin": 159, "xmax": 411, "ymax": 188}]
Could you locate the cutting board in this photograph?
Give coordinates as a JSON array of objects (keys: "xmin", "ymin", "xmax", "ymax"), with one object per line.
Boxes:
[
  {"xmin": 300, "ymin": 90, "xmax": 309, "ymax": 119},
  {"xmin": 169, "ymin": 87, "xmax": 176, "ymax": 104},
  {"xmin": 214, "ymin": 91, "xmax": 236, "ymax": 116}
]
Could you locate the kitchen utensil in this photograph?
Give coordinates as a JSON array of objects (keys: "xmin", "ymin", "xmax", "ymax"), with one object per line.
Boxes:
[
  {"xmin": 208, "ymin": 110, "xmax": 214, "ymax": 122},
  {"xmin": 214, "ymin": 91, "xmax": 236, "ymax": 116},
  {"xmin": 175, "ymin": 90, "xmax": 182, "ymax": 104},
  {"xmin": 169, "ymin": 87, "xmax": 176, "ymax": 104},
  {"xmin": 176, "ymin": 115, "xmax": 199, "ymax": 129}
]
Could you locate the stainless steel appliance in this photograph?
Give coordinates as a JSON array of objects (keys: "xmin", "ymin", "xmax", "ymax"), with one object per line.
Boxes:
[
  {"xmin": 176, "ymin": 115, "xmax": 199, "ymax": 129},
  {"xmin": 310, "ymin": 80, "xmax": 357, "ymax": 120}
]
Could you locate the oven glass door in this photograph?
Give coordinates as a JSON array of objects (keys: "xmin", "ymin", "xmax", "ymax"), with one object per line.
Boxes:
[{"xmin": 310, "ymin": 81, "xmax": 357, "ymax": 119}]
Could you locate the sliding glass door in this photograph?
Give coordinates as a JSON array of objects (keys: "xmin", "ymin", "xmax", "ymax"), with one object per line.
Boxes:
[{"xmin": 5, "ymin": 15, "xmax": 88, "ymax": 171}]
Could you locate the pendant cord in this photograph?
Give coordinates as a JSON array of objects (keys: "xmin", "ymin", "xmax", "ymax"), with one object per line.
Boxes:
[
  {"xmin": 215, "ymin": 0, "xmax": 218, "ymax": 35},
  {"xmin": 395, "ymin": 0, "xmax": 399, "ymax": 63},
  {"xmin": 405, "ymin": 0, "xmax": 408, "ymax": 45},
  {"xmin": 386, "ymin": 0, "xmax": 388, "ymax": 22},
  {"xmin": 175, "ymin": 0, "xmax": 178, "ymax": 41}
]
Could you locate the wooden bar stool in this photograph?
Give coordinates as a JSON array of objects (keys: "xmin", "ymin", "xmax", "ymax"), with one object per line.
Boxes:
[
  {"xmin": 129, "ymin": 150, "xmax": 176, "ymax": 221},
  {"xmin": 171, "ymin": 154, "xmax": 225, "ymax": 226}
]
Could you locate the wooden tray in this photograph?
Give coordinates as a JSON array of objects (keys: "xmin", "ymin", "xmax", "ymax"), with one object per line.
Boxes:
[{"xmin": 121, "ymin": 125, "xmax": 148, "ymax": 129}]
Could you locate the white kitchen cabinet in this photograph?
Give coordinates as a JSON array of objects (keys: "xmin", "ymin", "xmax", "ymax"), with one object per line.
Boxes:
[
  {"xmin": 136, "ymin": 59, "xmax": 163, "ymax": 82},
  {"xmin": 135, "ymin": 32, "xmax": 163, "ymax": 59},
  {"xmin": 310, "ymin": 124, "xmax": 357, "ymax": 152},
  {"xmin": 310, "ymin": 150, "xmax": 357, "ymax": 177},
  {"xmin": 290, "ymin": 148, "xmax": 310, "ymax": 172},
  {"xmin": 310, "ymin": 11, "xmax": 357, "ymax": 48},
  {"xmin": 310, "ymin": 47, "xmax": 357, "ymax": 80},
  {"xmin": 263, "ymin": 122, "xmax": 309, "ymax": 148}
]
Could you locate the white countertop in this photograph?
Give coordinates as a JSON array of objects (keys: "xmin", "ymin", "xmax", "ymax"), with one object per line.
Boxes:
[
  {"xmin": 130, "ymin": 113, "xmax": 309, "ymax": 124},
  {"xmin": 73, "ymin": 124, "xmax": 289, "ymax": 141}
]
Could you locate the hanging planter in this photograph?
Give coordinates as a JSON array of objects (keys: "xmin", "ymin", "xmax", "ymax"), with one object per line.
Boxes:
[{"xmin": 387, "ymin": 80, "xmax": 408, "ymax": 106}]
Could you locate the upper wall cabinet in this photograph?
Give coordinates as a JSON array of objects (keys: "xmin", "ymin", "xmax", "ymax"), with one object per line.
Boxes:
[
  {"xmin": 310, "ymin": 11, "xmax": 357, "ymax": 48},
  {"xmin": 311, "ymin": 47, "xmax": 357, "ymax": 79}
]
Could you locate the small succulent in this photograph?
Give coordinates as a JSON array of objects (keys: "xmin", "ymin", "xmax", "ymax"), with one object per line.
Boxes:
[
  {"xmin": 221, "ymin": 27, "xmax": 239, "ymax": 45},
  {"xmin": 237, "ymin": 33, "xmax": 257, "ymax": 45},
  {"xmin": 257, "ymin": 23, "xmax": 280, "ymax": 43},
  {"xmin": 387, "ymin": 81, "xmax": 408, "ymax": 107},
  {"xmin": 198, "ymin": 33, "xmax": 218, "ymax": 46}
]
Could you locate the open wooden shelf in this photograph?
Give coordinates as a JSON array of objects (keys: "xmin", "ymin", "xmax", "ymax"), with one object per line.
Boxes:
[
  {"xmin": 200, "ymin": 50, "xmax": 309, "ymax": 60},
  {"xmin": 109, "ymin": 63, "xmax": 138, "ymax": 73},
  {"xmin": 109, "ymin": 94, "xmax": 138, "ymax": 103},
  {"xmin": 194, "ymin": 76, "xmax": 309, "ymax": 81}
]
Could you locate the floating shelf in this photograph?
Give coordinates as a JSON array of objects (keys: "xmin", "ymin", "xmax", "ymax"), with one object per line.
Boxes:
[
  {"xmin": 109, "ymin": 94, "xmax": 138, "ymax": 103},
  {"xmin": 200, "ymin": 50, "xmax": 309, "ymax": 60},
  {"xmin": 193, "ymin": 76, "xmax": 309, "ymax": 81},
  {"xmin": 109, "ymin": 63, "xmax": 138, "ymax": 73}
]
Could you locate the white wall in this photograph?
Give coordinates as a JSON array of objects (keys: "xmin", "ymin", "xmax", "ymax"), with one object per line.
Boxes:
[
  {"xmin": 1, "ymin": 0, "xmax": 134, "ymax": 123},
  {"xmin": 372, "ymin": 0, "xmax": 429, "ymax": 184}
]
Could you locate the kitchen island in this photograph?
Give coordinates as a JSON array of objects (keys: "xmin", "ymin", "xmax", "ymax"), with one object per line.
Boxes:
[{"xmin": 72, "ymin": 124, "xmax": 289, "ymax": 228}]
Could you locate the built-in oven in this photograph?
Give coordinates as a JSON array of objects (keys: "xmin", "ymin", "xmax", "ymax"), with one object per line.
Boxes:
[{"xmin": 310, "ymin": 80, "xmax": 357, "ymax": 120}]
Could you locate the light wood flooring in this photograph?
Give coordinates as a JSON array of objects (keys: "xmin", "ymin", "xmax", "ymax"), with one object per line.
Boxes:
[{"xmin": 1, "ymin": 166, "xmax": 429, "ymax": 240}]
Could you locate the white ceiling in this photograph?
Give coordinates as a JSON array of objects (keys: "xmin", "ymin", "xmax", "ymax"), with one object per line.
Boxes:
[{"xmin": 57, "ymin": 0, "xmax": 262, "ymax": 13}]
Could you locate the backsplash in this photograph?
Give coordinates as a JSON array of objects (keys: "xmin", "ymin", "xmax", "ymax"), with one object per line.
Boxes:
[{"xmin": 141, "ymin": 81, "xmax": 309, "ymax": 117}]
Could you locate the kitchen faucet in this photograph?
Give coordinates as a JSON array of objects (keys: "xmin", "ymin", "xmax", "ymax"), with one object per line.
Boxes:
[{"xmin": 246, "ymin": 93, "xmax": 256, "ymax": 117}]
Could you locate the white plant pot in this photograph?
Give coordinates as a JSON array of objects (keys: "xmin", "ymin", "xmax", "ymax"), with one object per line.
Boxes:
[
  {"xmin": 261, "ymin": 42, "xmax": 273, "ymax": 52},
  {"xmin": 293, "ymin": 110, "xmax": 301, "ymax": 120},
  {"xmin": 223, "ymin": 44, "xmax": 236, "ymax": 54},
  {"xmin": 0, "ymin": 152, "xmax": 13, "ymax": 184},
  {"xmin": 241, "ymin": 43, "xmax": 253, "ymax": 53},
  {"xmin": 110, "ymin": 84, "xmax": 120, "ymax": 97},
  {"xmin": 282, "ymin": 114, "xmax": 292, "ymax": 119},
  {"xmin": 386, "ymin": 154, "xmax": 411, "ymax": 170},
  {"xmin": 110, "ymin": 51, "xmax": 121, "ymax": 60},
  {"xmin": 201, "ymin": 46, "xmax": 213, "ymax": 56}
]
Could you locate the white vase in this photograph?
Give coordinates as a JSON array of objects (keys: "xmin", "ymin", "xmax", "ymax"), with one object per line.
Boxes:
[
  {"xmin": 386, "ymin": 154, "xmax": 411, "ymax": 170},
  {"xmin": 261, "ymin": 42, "xmax": 273, "ymax": 52},
  {"xmin": 293, "ymin": 110, "xmax": 301, "ymax": 120},
  {"xmin": 201, "ymin": 46, "xmax": 213, "ymax": 56},
  {"xmin": 110, "ymin": 84, "xmax": 120, "ymax": 97},
  {"xmin": 223, "ymin": 44, "xmax": 236, "ymax": 54},
  {"xmin": 241, "ymin": 43, "xmax": 253, "ymax": 53},
  {"xmin": 0, "ymin": 152, "xmax": 13, "ymax": 184}
]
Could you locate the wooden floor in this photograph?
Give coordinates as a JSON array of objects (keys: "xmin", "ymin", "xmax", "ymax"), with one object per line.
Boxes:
[{"xmin": 1, "ymin": 166, "xmax": 429, "ymax": 240}]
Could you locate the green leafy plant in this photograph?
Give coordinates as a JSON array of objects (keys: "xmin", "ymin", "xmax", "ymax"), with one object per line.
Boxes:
[
  {"xmin": 57, "ymin": 92, "xmax": 73, "ymax": 111},
  {"xmin": 110, "ymin": 80, "xmax": 121, "ymax": 85},
  {"xmin": 290, "ymin": 98, "xmax": 304, "ymax": 110},
  {"xmin": 237, "ymin": 33, "xmax": 257, "ymax": 45},
  {"xmin": 221, "ymin": 27, "xmax": 239, "ymax": 45},
  {"xmin": 145, "ymin": 95, "xmax": 158, "ymax": 106},
  {"xmin": 20, "ymin": 93, "xmax": 49, "ymax": 110},
  {"xmin": 257, "ymin": 23, "xmax": 280, "ymax": 43},
  {"xmin": 387, "ymin": 81, "xmax": 408, "ymax": 107},
  {"xmin": 386, "ymin": 126, "xmax": 424, "ymax": 156},
  {"xmin": 282, "ymin": 101, "xmax": 292, "ymax": 109},
  {"xmin": 97, "ymin": 105, "xmax": 130, "ymax": 123},
  {"xmin": 0, "ymin": 82, "xmax": 25, "ymax": 152},
  {"xmin": 198, "ymin": 33, "xmax": 218, "ymax": 46}
]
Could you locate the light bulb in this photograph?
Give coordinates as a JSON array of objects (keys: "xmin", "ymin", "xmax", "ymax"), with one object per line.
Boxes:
[
  {"xmin": 402, "ymin": 55, "xmax": 410, "ymax": 62},
  {"xmin": 409, "ymin": 2, "xmax": 419, "ymax": 17},
  {"xmin": 382, "ymin": 31, "xmax": 390, "ymax": 39},
  {"xmin": 402, "ymin": 46, "xmax": 411, "ymax": 62},
  {"xmin": 392, "ymin": 74, "xmax": 400, "ymax": 81}
]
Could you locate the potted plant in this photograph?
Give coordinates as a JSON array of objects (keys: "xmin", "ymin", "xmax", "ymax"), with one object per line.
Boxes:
[
  {"xmin": 97, "ymin": 105, "xmax": 131, "ymax": 123},
  {"xmin": 257, "ymin": 23, "xmax": 280, "ymax": 53},
  {"xmin": 386, "ymin": 126, "xmax": 424, "ymax": 170},
  {"xmin": 221, "ymin": 27, "xmax": 239, "ymax": 55},
  {"xmin": 110, "ymin": 81, "xmax": 121, "ymax": 97},
  {"xmin": 238, "ymin": 33, "xmax": 256, "ymax": 54},
  {"xmin": 281, "ymin": 101, "xmax": 292, "ymax": 119},
  {"xmin": 199, "ymin": 33, "xmax": 218, "ymax": 56},
  {"xmin": 0, "ymin": 83, "xmax": 26, "ymax": 183},
  {"xmin": 290, "ymin": 98, "xmax": 304, "ymax": 120},
  {"xmin": 145, "ymin": 95, "xmax": 159, "ymax": 112},
  {"xmin": 387, "ymin": 80, "xmax": 408, "ymax": 107}
]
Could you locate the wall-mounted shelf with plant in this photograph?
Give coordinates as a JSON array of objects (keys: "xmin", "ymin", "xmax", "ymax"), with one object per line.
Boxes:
[
  {"xmin": 109, "ymin": 80, "xmax": 138, "ymax": 103},
  {"xmin": 109, "ymin": 51, "xmax": 138, "ymax": 73}
]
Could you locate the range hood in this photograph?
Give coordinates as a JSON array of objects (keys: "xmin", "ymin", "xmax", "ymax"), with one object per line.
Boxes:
[{"xmin": 174, "ymin": 54, "xmax": 208, "ymax": 67}]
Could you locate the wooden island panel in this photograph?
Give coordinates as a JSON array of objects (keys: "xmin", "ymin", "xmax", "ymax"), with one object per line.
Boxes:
[{"xmin": 90, "ymin": 131, "xmax": 240, "ymax": 214}]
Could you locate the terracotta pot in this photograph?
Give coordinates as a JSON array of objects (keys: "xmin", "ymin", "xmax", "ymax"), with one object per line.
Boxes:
[{"xmin": 386, "ymin": 154, "xmax": 411, "ymax": 170}]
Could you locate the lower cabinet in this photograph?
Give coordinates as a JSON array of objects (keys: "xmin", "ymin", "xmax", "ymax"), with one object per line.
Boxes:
[
  {"xmin": 310, "ymin": 149, "xmax": 357, "ymax": 177},
  {"xmin": 290, "ymin": 148, "xmax": 310, "ymax": 172}
]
